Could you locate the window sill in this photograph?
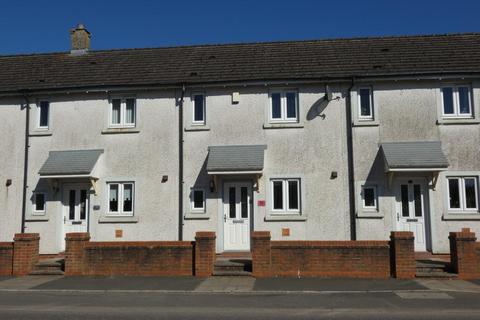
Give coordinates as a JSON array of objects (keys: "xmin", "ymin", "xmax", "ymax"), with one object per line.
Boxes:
[
  {"xmin": 184, "ymin": 213, "xmax": 210, "ymax": 220},
  {"xmin": 29, "ymin": 130, "xmax": 52, "ymax": 137},
  {"xmin": 264, "ymin": 214, "xmax": 306, "ymax": 221},
  {"xmin": 437, "ymin": 119, "xmax": 480, "ymax": 125},
  {"xmin": 98, "ymin": 216, "xmax": 139, "ymax": 223},
  {"xmin": 352, "ymin": 120, "xmax": 379, "ymax": 127},
  {"xmin": 25, "ymin": 216, "xmax": 49, "ymax": 222},
  {"xmin": 442, "ymin": 213, "xmax": 480, "ymax": 220},
  {"xmin": 185, "ymin": 125, "xmax": 210, "ymax": 132},
  {"xmin": 101, "ymin": 128, "xmax": 140, "ymax": 134},
  {"xmin": 357, "ymin": 210, "xmax": 383, "ymax": 219},
  {"xmin": 263, "ymin": 123, "xmax": 304, "ymax": 129}
]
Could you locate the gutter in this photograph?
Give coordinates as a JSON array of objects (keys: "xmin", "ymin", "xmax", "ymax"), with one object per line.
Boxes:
[
  {"xmin": 20, "ymin": 92, "xmax": 30, "ymax": 233},
  {"xmin": 178, "ymin": 83, "xmax": 186, "ymax": 241},
  {"xmin": 1, "ymin": 71, "xmax": 480, "ymax": 98},
  {"xmin": 345, "ymin": 78, "xmax": 356, "ymax": 240}
]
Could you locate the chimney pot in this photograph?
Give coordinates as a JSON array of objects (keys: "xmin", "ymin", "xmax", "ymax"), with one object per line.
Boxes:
[{"xmin": 70, "ymin": 24, "xmax": 91, "ymax": 54}]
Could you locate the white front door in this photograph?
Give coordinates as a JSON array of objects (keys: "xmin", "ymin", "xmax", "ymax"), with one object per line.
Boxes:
[
  {"xmin": 223, "ymin": 182, "xmax": 252, "ymax": 251},
  {"xmin": 62, "ymin": 184, "xmax": 90, "ymax": 251},
  {"xmin": 395, "ymin": 179, "xmax": 429, "ymax": 252}
]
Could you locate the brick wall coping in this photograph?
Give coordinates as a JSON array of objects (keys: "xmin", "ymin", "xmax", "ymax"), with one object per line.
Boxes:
[
  {"xmin": 0, "ymin": 242, "xmax": 13, "ymax": 248},
  {"xmin": 449, "ymin": 231, "xmax": 477, "ymax": 241},
  {"xmin": 271, "ymin": 240, "xmax": 389, "ymax": 248},
  {"xmin": 195, "ymin": 232, "xmax": 216, "ymax": 239},
  {"xmin": 13, "ymin": 233, "xmax": 40, "ymax": 241},
  {"xmin": 85, "ymin": 241, "xmax": 193, "ymax": 248},
  {"xmin": 390, "ymin": 232, "xmax": 414, "ymax": 239},
  {"xmin": 251, "ymin": 231, "xmax": 271, "ymax": 239},
  {"xmin": 65, "ymin": 233, "xmax": 91, "ymax": 241}
]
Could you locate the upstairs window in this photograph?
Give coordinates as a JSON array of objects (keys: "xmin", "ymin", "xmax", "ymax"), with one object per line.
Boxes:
[
  {"xmin": 358, "ymin": 88, "xmax": 374, "ymax": 120},
  {"xmin": 447, "ymin": 177, "xmax": 478, "ymax": 212},
  {"xmin": 193, "ymin": 94, "xmax": 205, "ymax": 124},
  {"xmin": 108, "ymin": 182, "xmax": 134, "ymax": 216},
  {"xmin": 271, "ymin": 178, "xmax": 301, "ymax": 213},
  {"xmin": 442, "ymin": 86, "xmax": 472, "ymax": 118},
  {"xmin": 270, "ymin": 91, "xmax": 298, "ymax": 122},
  {"xmin": 110, "ymin": 98, "xmax": 136, "ymax": 127},
  {"xmin": 38, "ymin": 101, "xmax": 50, "ymax": 129}
]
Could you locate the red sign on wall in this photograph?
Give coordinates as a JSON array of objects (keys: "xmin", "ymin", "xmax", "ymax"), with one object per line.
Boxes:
[{"xmin": 257, "ymin": 200, "xmax": 266, "ymax": 207}]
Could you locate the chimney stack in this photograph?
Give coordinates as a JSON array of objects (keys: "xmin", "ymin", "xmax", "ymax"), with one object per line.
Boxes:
[{"xmin": 70, "ymin": 24, "xmax": 91, "ymax": 54}]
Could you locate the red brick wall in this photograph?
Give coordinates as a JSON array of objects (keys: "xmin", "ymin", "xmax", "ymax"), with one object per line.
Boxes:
[
  {"xmin": 271, "ymin": 241, "xmax": 391, "ymax": 278},
  {"xmin": 252, "ymin": 231, "xmax": 391, "ymax": 278},
  {"xmin": 195, "ymin": 232, "xmax": 216, "ymax": 277},
  {"xmin": 0, "ymin": 242, "xmax": 13, "ymax": 276},
  {"xmin": 390, "ymin": 232, "xmax": 416, "ymax": 279},
  {"xmin": 65, "ymin": 232, "xmax": 215, "ymax": 277},
  {"xmin": 251, "ymin": 231, "xmax": 272, "ymax": 277},
  {"xmin": 449, "ymin": 228, "xmax": 480, "ymax": 279},
  {"xmin": 12, "ymin": 233, "xmax": 39, "ymax": 276},
  {"xmin": 252, "ymin": 231, "xmax": 418, "ymax": 279}
]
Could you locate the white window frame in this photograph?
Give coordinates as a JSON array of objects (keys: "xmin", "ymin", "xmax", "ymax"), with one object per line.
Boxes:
[
  {"xmin": 446, "ymin": 176, "xmax": 479, "ymax": 212},
  {"xmin": 109, "ymin": 97, "xmax": 136, "ymax": 128},
  {"xmin": 192, "ymin": 93, "xmax": 206, "ymax": 125},
  {"xmin": 441, "ymin": 86, "xmax": 473, "ymax": 119},
  {"xmin": 32, "ymin": 192, "xmax": 46, "ymax": 215},
  {"xmin": 190, "ymin": 188, "xmax": 206, "ymax": 212},
  {"xmin": 37, "ymin": 100, "xmax": 50, "ymax": 129},
  {"xmin": 270, "ymin": 178, "xmax": 301, "ymax": 214},
  {"xmin": 361, "ymin": 185, "xmax": 377, "ymax": 210},
  {"xmin": 269, "ymin": 91, "xmax": 299, "ymax": 123},
  {"xmin": 357, "ymin": 87, "xmax": 374, "ymax": 121},
  {"xmin": 107, "ymin": 182, "xmax": 135, "ymax": 216}
]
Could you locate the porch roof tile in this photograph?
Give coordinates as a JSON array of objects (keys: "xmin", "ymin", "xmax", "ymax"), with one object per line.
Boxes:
[
  {"xmin": 380, "ymin": 141, "xmax": 448, "ymax": 170},
  {"xmin": 39, "ymin": 149, "xmax": 103, "ymax": 176},
  {"xmin": 207, "ymin": 145, "xmax": 267, "ymax": 173}
]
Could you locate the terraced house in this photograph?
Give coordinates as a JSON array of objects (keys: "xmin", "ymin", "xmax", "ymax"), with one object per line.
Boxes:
[{"xmin": 0, "ymin": 25, "xmax": 479, "ymax": 255}]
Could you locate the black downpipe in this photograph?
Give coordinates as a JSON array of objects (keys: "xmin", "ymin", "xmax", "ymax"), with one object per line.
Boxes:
[
  {"xmin": 20, "ymin": 93, "xmax": 30, "ymax": 233},
  {"xmin": 178, "ymin": 84, "xmax": 186, "ymax": 241},
  {"xmin": 345, "ymin": 78, "xmax": 357, "ymax": 240}
]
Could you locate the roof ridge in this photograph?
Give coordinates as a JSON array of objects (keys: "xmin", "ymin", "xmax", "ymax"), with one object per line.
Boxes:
[{"xmin": 1, "ymin": 32, "xmax": 480, "ymax": 58}]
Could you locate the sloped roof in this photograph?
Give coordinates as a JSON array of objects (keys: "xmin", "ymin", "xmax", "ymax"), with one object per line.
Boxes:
[
  {"xmin": 1, "ymin": 33, "xmax": 480, "ymax": 94},
  {"xmin": 207, "ymin": 145, "xmax": 267, "ymax": 173},
  {"xmin": 39, "ymin": 149, "xmax": 103, "ymax": 176},
  {"xmin": 381, "ymin": 141, "xmax": 448, "ymax": 170}
]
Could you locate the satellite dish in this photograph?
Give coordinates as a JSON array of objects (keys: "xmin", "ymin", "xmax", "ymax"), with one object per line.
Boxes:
[{"xmin": 325, "ymin": 85, "xmax": 333, "ymax": 101}]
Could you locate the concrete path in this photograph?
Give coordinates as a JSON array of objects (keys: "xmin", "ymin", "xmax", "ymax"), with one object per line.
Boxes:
[{"xmin": 1, "ymin": 275, "xmax": 480, "ymax": 294}]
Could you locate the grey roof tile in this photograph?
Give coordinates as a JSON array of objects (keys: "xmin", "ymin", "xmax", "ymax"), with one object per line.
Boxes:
[
  {"xmin": 207, "ymin": 145, "xmax": 267, "ymax": 172},
  {"xmin": 1, "ymin": 33, "xmax": 480, "ymax": 93},
  {"xmin": 39, "ymin": 149, "xmax": 103, "ymax": 175},
  {"xmin": 381, "ymin": 141, "xmax": 448, "ymax": 169}
]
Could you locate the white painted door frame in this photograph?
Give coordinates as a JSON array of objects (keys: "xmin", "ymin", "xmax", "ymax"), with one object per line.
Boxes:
[
  {"xmin": 222, "ymin": 181, "xmax": 253, "ymax": 251},
  {"xmin": 394, "ymin": 177, "xmax": 431, "ymax": 252},
  {"xmin": 60, "ymin": 183, "xmax": 90, "ymax": 251}
]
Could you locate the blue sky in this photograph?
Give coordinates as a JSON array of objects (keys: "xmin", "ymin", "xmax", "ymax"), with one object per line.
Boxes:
[{"xmin": 1, "ymin": 0, "xmax": 479, "ymax": 55}]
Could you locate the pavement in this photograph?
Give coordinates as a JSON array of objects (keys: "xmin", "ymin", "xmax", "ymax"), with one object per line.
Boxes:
[
  {"xmin": 0, "ymin": 275, "xmax": 480, "ymax": 294},
  {"xmin": 1, "ymin": 276, "xmax": 480, "ymax": 319}
]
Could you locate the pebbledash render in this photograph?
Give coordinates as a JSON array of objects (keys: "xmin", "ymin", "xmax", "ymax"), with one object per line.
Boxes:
[{"xmin": 1, "ymin": 25, "xmax": 480, "ymax": 254}]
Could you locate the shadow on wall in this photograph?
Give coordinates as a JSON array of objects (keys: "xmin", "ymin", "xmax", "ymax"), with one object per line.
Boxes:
[{"xmin": 306, "ymin": 96, "xmax": 329, "ymax": 121}]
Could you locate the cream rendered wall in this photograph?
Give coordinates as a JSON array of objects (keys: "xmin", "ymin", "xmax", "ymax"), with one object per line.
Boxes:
[
  {"xmin": 181, "ymin": 85, "xmax": 351, "ymax": 252},
  {"xmin": 354, "ymin": 81, "xmax": 480, "ymax": 253},
  {"xmin": 0, "ymin": 99, "xmax": 25, "ymax": 242},
  {"xmin": 24, "ymin": 91, "xmax": 180, "ymax": 253}
]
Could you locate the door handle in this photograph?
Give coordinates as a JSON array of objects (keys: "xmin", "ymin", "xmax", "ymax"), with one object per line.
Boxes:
[
  {"xmin": 64, "ymin": 216, "xmax": 66, "ymax": 224},
  {"xmin": 224, "ymin": 214, "xmax": 226, "ymax": 222},
  {"xmin": 397, "ymin": 213, "xmax": 399, "ymax": 221}
]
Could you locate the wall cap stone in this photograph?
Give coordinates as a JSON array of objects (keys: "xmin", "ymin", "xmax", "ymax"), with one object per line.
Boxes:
[{"xmin": 13, "ymin": 233, "xmax": 40, "ymax": 241}]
